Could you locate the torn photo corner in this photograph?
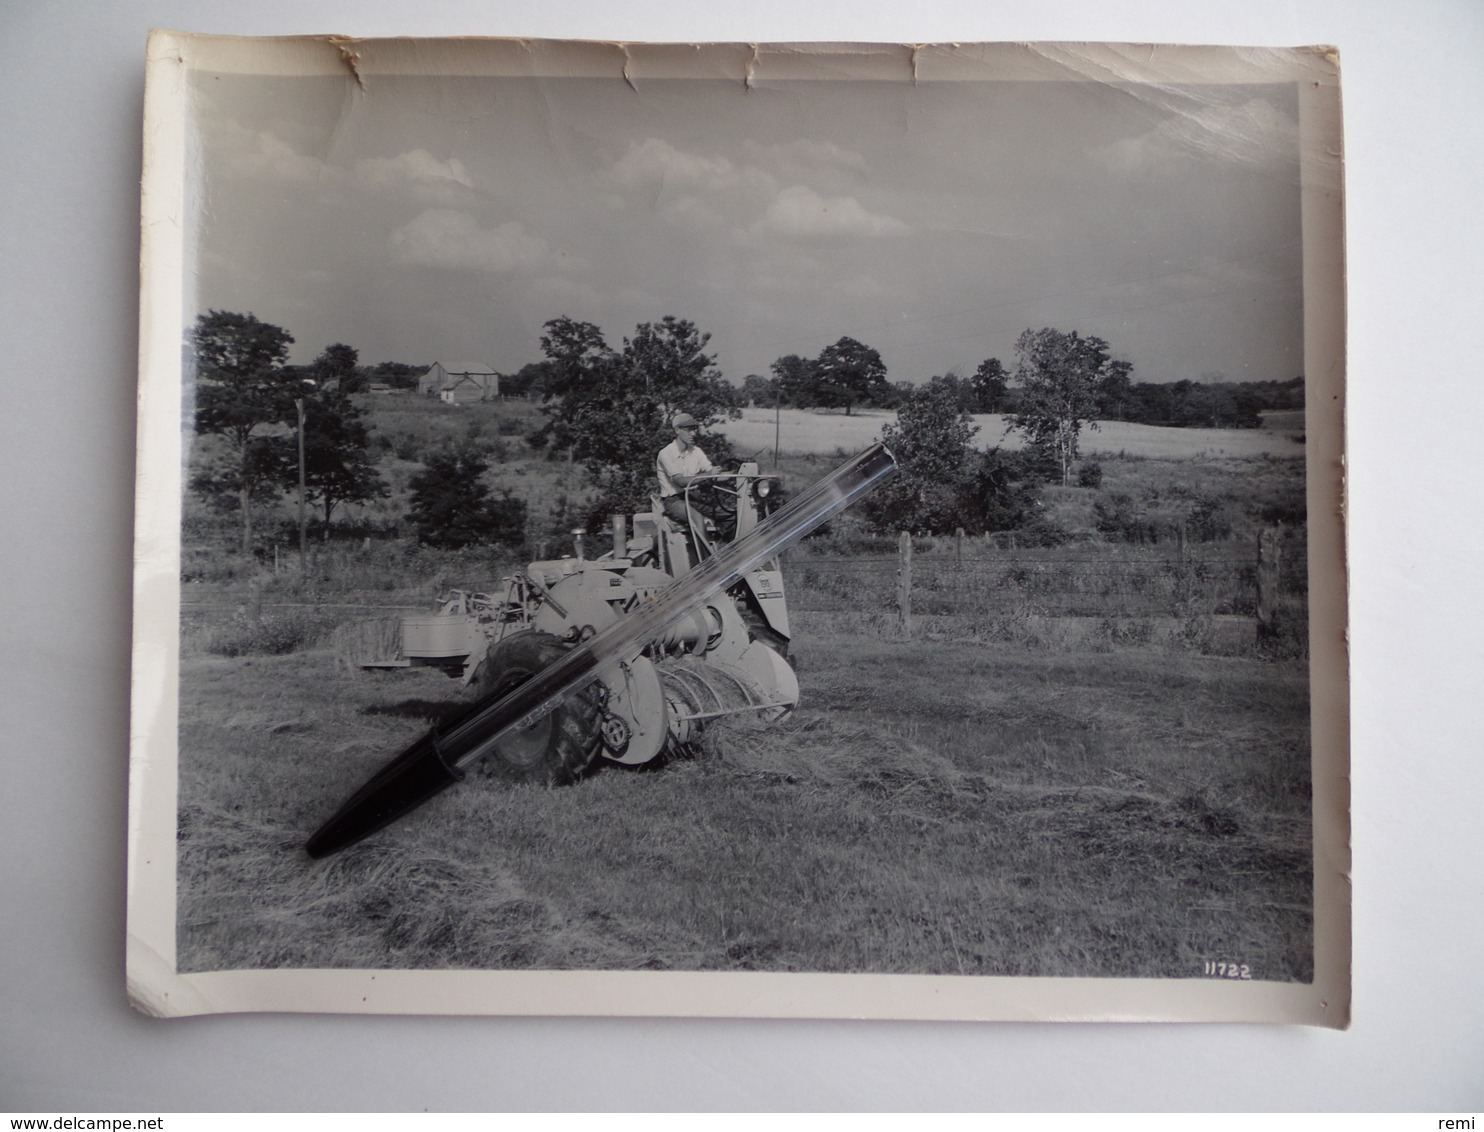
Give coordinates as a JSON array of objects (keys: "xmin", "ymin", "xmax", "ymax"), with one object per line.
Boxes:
[{"xmin": 130, "ymin": 32, "xmax": 1348, "ymax": 1024}]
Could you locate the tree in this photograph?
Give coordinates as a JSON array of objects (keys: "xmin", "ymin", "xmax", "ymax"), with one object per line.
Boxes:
[
  {"xmin": 535, "ymin": 315, "xmax": 739, "ymax": 517},
  {"xmin": 529, "ymin": 317, "xmax": 619, "ymax": 453},
  {"xmin": 867, "ymin": 381, "xmax": 979, "ymax": 533},
  {"xmin": 873, "ymin": 381, "xmax": 914, "ymax": 411},
  {"xmin": 741, "ymin": 373, "xmax": 778, "ymax": 408},
  {"xmin": 1006, "ymin": 328, "xmax": 1129, "ymax": 486},
  {"xmin": 769, "ymin": 354, "xmax": 817, "ymax": 408},
  {"xmin": 866, "ymin": 380, "xmax": 1044, "ymax": 535},
  {"xmin": 813, "ymin": 336, "xmax": 887, "ymax": 416},
  {"xmin": 283, "ymin": 384, "xmax": 388, "ymax": 531},
  {"xmin": 313, "ymin": 343, "xmax": 361, "ymax": 393},
  {"xmin": 188, "ymin": 441, "xmax": 287, "ymax": 527},
  {"xmin": 502, "ymin": 361, "xmax": 551, "ymax": 399},
  {"xmin": 1093, "ymin": 358, "xmax": 1133, "ymax": 421},
  {"xmin": 962, "ymin": 447, "xmax": 1042, "ymax": 534},
  {"xmin": 190, "ymin": 310, "xmax": 297, "ymax": 551},
  {"xmin": 407, "ymin": 449, "xmax": 526, "ymax": 549},
  {"xmin": 970, "ymin": 357, "xmax": 1009, "ymax": 413},
  {"xmin": 923, "ymin": 373, "xmax": 977, "ymax": 414}
]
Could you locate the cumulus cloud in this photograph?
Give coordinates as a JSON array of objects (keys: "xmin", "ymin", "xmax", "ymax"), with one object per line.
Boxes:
[
  {"xmin": 389, "ymin": 210, "xmax": 549, "ymax": 272},
  {"xmin": 219, "ymin": 129, "xmax": 481, "ymax": 208},
  {"xmin": 610, "ymin": 136, "xmax": 875, "ymax": 203},
  {"xmin": 604, "ymin": 137, "xmax": 906, "ymax": 247},
  {"xmin": 740, "ymin": 138, "xmax": 869, "ymax": 184},
  {"xmin": 754, "ymin": 185, "xmax": 910, "ymax": 240},
  {"xmin": 611, "ymin": 137, "xmax": 767, "ymax": 194},
  {"xmin": 232, "ymin": 130, "xmax": 326, "ymax": 183},
  {"xmin": 354, "ymin": 149, "xmax": 476, "ymax": 203},
  {"xmin": 1098, "ymin": 98, "xmax": 1300, "ymax": 175},
  {"xmin": 607, "ymin": 138, "xmax": 779, "ymax": 232}
]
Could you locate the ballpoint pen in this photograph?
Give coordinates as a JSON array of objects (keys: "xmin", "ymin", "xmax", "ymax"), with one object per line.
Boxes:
[{"xmin": 306, "ymin": 441, "xmax": 897, "ymax": 858}]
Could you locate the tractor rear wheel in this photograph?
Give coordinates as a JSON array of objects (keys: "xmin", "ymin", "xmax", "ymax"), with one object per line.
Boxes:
[{"xmin": 471, "ymin": 631, "xmax": 603, "ymax": 786}]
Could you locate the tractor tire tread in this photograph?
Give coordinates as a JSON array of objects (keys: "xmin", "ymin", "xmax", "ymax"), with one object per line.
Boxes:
[{"xmin": 472, "ymin": 630, "xmax": 603, "ymax": 786}]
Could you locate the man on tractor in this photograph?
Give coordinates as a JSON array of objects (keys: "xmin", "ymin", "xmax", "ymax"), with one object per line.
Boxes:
[{"xmin": 656, "ymin": 412, "xmax": 734, "ymax": 550}]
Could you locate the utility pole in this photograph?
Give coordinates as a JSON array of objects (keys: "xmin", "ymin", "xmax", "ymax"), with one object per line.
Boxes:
[
  {"xmin": 295, "ymin": 379, "xmax": 316, "ymax": 568},
  {"xmin": 774, "ymin": 382, "xmax": 781, "ymax": 470}
]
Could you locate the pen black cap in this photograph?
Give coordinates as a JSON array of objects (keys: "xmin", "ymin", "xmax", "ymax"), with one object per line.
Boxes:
[{"xmin": 305, "ymin": 729, "xmax": 464, "ymax": 859}]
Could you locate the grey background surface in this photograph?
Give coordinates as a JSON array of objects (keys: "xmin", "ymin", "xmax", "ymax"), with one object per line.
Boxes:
[{"xmin": 3, "ymin": 0, "xmax": 1480, "ymax": 1112}]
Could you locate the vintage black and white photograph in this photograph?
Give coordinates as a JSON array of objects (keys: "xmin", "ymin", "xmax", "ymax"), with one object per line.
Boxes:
[{"xmin": 129, "ymin": 35, "xmax": 1347, "ymax": 1022}]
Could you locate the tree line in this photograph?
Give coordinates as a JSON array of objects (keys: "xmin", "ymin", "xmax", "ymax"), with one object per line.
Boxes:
[
  {"xmin": 188, "ymin": 308, "xmax": 1300, "ymax": 555},
  {"xmin": 743, "ymin": 344, "xmax": 1300, "ymax": 433}
]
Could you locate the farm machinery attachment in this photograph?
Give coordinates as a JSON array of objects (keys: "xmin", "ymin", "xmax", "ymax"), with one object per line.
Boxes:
[{"xmin": 310, "ymin": 443, "xmax": 896, "ymax": 857}]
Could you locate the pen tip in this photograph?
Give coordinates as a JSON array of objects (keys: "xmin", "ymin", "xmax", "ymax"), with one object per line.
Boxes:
[{"xmin": 304, "ymin": 730, "xmax": 463, "ymax": 859}]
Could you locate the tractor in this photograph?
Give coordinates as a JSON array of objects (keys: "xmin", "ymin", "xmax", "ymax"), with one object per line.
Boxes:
[{"xmin": 354, "ymin": 462, "xmax": 797, "ymax": 783}]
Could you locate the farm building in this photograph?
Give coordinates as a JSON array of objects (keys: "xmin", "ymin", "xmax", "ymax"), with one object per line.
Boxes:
[{"xmin": 417, "ymin": 361, "xmax": 502, "ymax": 403}]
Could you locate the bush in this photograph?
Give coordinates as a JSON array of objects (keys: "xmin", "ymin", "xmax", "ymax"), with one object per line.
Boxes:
[
  {"xmin": 963, "ymin": 448, "xmax": 1043, "ymax": 533},
  {"xmin": 1014, "ymin": 515, "xmax": 1074, "ymax": 547},
  {"xmin": 1094, "ymin": 493, "xmax": 1165, "ymax": 543},
  {"xmin": 865, "ymin": 382, "xmax": 982, "ymax": 534},
  {"xmin": 197, "ymin": 607, "xmax": 338, "ymax": 656},
  {"xmin": 1186, "ymin": 496, "xmax": 1234, "ymax": 542},
  {"xmin": 1076, "ymin": 460, "xmax": 1104, "ymax": 489},
  {"xmin": 407, "ymin": 448, "xmax": 528, "ymax": 550},
  {"xmin": 1258, "ymin": 490, "xmax": 1307, "ymax": 527}
]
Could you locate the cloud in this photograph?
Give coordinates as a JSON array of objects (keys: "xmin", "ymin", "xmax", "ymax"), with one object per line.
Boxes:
[
  {"xmin": 218, "ymin": 128, "xmax": 481, "ymax": 209},
  {"xmin": 1098, "ymin": 98, "xmax": 1300, "ymax": 175},
  {"xmin": 232, "ymin": 130, "xmax": 326, "ymax": 183},
  {"xmin": 604, "ymin": 137, "xmax": 908, "ymax": 247},
  {"xmin": 611, "ymin": 137, "xmax": 769, "ymax": 195},
  {"xmin": 389, "ymin": 210, "xmax": 549, "ymax": 272},
  {"xmin": 740, "ymin": 138, "xmax": 868, "ymax": 184},
  {"xmin": 754, "ymin": 185, "xmax": 910, "ymax": 240},
  {"xmin": 353, "ymin": 149, "xmax": 476, "ymax": 203}
]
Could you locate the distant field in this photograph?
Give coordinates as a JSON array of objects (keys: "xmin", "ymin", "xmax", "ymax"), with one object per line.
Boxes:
[
  {"xmin": 721, "ymin": 407, "xmax": 1306, "ymax": 460},
  {"xmin": 1259, "ymin": 409, "xmax": 1306, "ymax": 433}
]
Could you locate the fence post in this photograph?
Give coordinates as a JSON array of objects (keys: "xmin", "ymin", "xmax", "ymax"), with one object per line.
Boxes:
[
  {"xmin": 1256, "ymin": 527, "xmax": 1281, "ymax": 638},
  {"xmin": 248, "ymin": 577, "xmax": 263, "ymax": 625},
  {"xmin": 953, "ymin": 526, "xmax": 965, "ymax": 612},
  {"xmin": 897, "ymin": 530, "xmax": 913, "ymax": 637}
]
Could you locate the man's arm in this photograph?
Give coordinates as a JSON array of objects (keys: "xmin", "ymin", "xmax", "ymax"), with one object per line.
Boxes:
[{"xmin": 659, "ymin": 447, "xmax": 720, "ymax": 491}]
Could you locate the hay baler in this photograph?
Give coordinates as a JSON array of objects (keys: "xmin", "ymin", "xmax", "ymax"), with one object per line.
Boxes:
[{"xmin": 359, "ymin": 462, "xmax": 796, "ymax": 782}]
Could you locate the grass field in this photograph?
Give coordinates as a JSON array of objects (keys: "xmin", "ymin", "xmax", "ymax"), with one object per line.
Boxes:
[
  {"xmin": 722, "ymin": 406, "xmax": 1306, "ymax": 460},
  {"xmin": 176, "ymin": 606, "xmax": 1311, "ymax": 979}
]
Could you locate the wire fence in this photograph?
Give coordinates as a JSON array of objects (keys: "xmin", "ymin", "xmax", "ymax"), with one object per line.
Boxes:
[{"xmin": 784, "ymin": 533, "xmax": 1304, "ymax": 624}]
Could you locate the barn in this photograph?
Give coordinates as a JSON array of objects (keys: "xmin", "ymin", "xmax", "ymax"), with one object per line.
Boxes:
[{"xmin": 417, "ymin": 361, "xmax": 501, "ymax": 402}]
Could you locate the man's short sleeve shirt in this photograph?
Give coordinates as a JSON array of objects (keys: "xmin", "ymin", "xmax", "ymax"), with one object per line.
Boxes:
[{"xmin": 656, "ymin": 440, "xmax": 714, "ymax": 498}]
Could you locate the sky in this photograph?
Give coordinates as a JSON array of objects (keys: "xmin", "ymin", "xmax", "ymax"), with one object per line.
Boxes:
[{"xmin": 187, "ymin": 61, "xmax": 1306, "ymax": 386}]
